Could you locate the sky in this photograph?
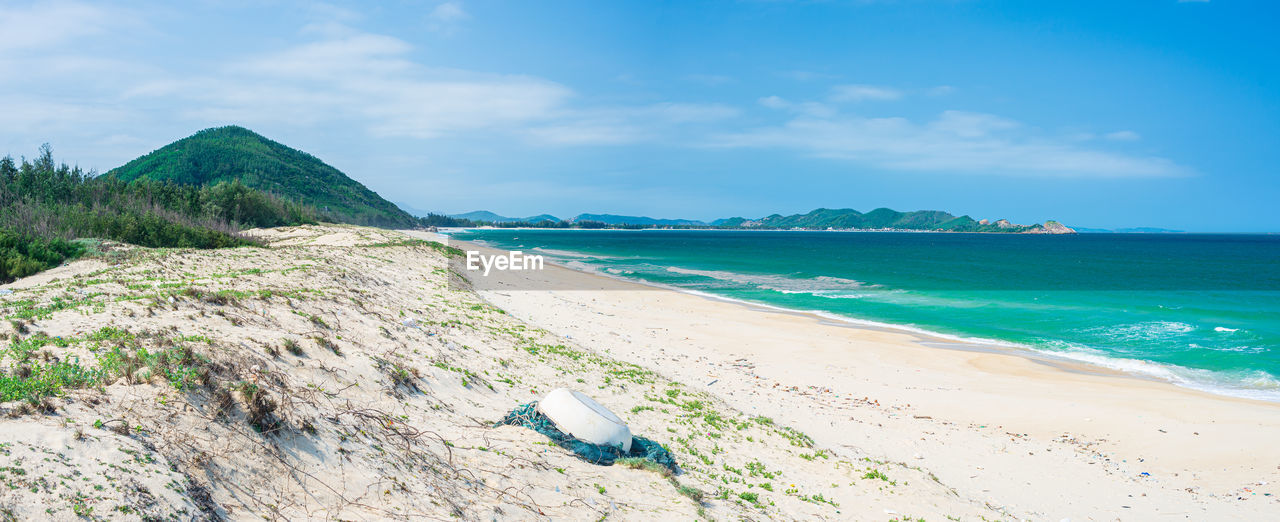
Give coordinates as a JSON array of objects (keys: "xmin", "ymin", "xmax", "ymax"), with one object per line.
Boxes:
[{"xmin": 2, "ymin": 1, "xmax": 1278, "ymax": 232}]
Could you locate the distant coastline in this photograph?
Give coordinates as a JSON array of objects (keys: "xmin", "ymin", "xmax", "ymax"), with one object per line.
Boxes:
[{"xmin": 426, "ymin": 207, "xmax": 1077, "ymax": 234}]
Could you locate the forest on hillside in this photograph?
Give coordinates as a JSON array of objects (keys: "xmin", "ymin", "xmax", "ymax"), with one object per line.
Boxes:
[{"xmin": 0, "ymin": 145, "xmax": 319, "ymax": 283}]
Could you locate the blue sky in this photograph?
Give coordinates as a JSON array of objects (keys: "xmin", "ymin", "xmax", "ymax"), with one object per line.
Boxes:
[{"xmin": 2, "ymin": 1, "xmax": 1277, "ymax": 231}]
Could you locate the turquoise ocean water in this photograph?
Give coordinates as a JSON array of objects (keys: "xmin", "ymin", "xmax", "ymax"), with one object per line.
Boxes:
[{"xmin": 450, "ymin": 229, "xmax": 1280, "ymax": 401}]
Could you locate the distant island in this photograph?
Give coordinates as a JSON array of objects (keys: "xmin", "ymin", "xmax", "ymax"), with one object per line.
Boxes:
[
  {"xmin": 1074, "ymin": 227, "xmax": 1185, "ymax": 234},
  {"xmin": 713, "ymin": 208, "xmax": 1075, "ymax": 234},
  {"xmin": 431, "ymin": 208, "xmax": 1076, "ymax": 234}
]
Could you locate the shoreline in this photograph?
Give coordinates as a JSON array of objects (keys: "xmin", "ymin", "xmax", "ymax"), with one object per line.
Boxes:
[
  {"xmin": 450, "ymin": 232, "xmax": 1279, "ymax": 404},
  {"xmin": 421, "ymin": 229, "xmax": 1280, "ymax": 519}
]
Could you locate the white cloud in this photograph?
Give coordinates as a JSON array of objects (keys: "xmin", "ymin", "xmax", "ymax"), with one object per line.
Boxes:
[
  {"xmin": 686, "ymin": 74, "xmax": 734, "ymax": 86},
  {"xmin": 1105, "ymin": 130, "xmax": 1141, "ymax": 141},
  {"xmin": 236, "ymin": 33, "xmax": 416, "ymax": 79},
  {"xmin": 0, "ymin": 1, "xmax": 123, "ymax": 52},
  {"xmin": 4, "ymin": 8, "xmax": 738, "ymax": 150},
  {"xmin": 830, "ymin": 84, "xmax": 902, "ymax": 102},
  {"xmin": 927, "ymin": 85, "xmax": 955, "ymax": 96},
  {"xmin": 929, "ymin": 111, "xmax": 1020, "ymax": 138},
  {"xmin": 524, "ymin": 122, "xmax": 647, "ymax": 146},
  {"xmin": 430, "ymin": 2, "xmax": 469, "ymax": 22},
  {"xmin": 778, "ymin": 70, "xmax": 837, "ymax": 82},
  {"xmin": 304, "ymin": 3, "xmax": 364, "ymax": 25},
  {"xmin": 158, "ymin": 32, "xmax": 573, "ymax": 139},
  {"xmin": 647, "ymin": 103, "xmax": 739, "ymax": 123},
  {"xmin": 712, "ymin": 111, "xmax": 1183, "ymax": 178},
  {"xmin": 0, "ymin": 96, "xmax": 132, "ymax": 133},
  {"xmin": 794, "ymin": 102, "xmax": 836, "ymax": 118},
  {"xmin": 428, "ymin": 2, "xmax": 469, "ymax": 33},
  {"xmin": 758, "ymin": 96, "xmax": 790, "ymax": 109},
  {"xmin": 756, "ymin": 96, "xmax": 834, "ymax": 118},
  {"xmin": 526, "ymin": 103, "xmax": 739, "ymax": 145}
]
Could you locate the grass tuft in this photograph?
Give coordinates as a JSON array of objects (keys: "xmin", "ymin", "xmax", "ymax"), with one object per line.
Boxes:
[{"xmin": 282, "ymin": 338, "xmax": 304, "ymax": 356}]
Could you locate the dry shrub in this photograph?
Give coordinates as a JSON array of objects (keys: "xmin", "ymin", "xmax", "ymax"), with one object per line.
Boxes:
[{"xmin": 236, "ymin": 382, "xmax": 280, "ymax": 433}]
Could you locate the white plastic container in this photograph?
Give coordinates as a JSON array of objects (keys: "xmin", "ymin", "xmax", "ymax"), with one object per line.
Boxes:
[{"xmin": 537, "ymin": 388, "xmax": 633, "ymax": 452}]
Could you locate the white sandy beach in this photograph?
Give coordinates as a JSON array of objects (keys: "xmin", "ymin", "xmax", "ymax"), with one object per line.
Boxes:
[{"xmin": 433, "ymin": 231, "xmax": 1280, "ymax": 520}]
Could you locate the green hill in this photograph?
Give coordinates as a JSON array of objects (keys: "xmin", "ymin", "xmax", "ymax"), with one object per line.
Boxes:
[{"xmin": 108, "ymin": 126, "xmax": 416, "ymax": 228}]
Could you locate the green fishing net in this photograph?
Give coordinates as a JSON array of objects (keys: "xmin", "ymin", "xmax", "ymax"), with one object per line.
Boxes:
[{"xmin": 497, "ymin": 402, "xmax": 678, "ymax": 473}]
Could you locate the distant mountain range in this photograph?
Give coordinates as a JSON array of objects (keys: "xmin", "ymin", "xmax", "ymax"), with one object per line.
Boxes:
[
  {"xmin": 108, "ymin": 126, "xmax": 417, "ymax": 228},
  {"xmin": 445, "ymin": 211, "xmax": 703, "ymax": 226},
  {"xmin": 1075, "ymin": 227, "xmax": 1185, "ymax": 234},
  {"xmin": 572, "ymin": 213, "xmax": 707, "ymax": 226},
  {"xmin": 715, "ymin": 208, "xmax": 1072, "ymax": 233},
  {"xmin": 447, "ymin": 208, "xmax": 1075, "ymax": 233},
  {"xmin": 448, "ymin": 211, "xmax": 561, "ymax": 223}
]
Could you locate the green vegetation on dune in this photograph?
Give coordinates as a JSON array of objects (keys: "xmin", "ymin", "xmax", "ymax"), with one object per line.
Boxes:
[
  {"xmin": 0, "ymin": 230, "xmax": 83, "ymax": 283},
  {"xmin": 108, "ymin": 126, "xmax": 416, "ymax": 228}
]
